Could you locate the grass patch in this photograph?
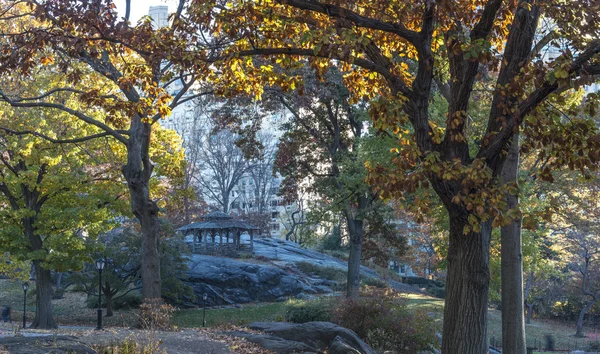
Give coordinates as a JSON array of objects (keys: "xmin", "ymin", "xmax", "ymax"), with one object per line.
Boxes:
[
  {"xmin": 295, "ymin": 262, "xmax": 347, "ymax": 282},
  {"xmin": 487, "ymin": 309, "xmax": 600, "ymax": 351},
  {"xmin": 173, "ymin": 302, "xmax": 289, "ymax": 328},
  {"xmin": 405, "ymin": 293, "xmax": 444, "ymax": 314}
]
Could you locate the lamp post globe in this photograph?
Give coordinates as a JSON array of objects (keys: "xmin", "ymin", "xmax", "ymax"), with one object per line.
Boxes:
[
  {"xmin": 22, "ymin": 282, "xmax": 28, "ymax": 329},
  {"xmin": 95, "ymin": 258, "xmax": 105, "ymax": 330}
]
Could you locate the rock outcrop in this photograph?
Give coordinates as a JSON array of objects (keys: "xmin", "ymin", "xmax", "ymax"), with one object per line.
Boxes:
[
  {"xmin": 224, "ymin": 321, "xmax": 379, "ymax": 354},
  {"xmin": 184, "ymin": 255, "xmax": 325, "ymax": 307},
  {"xmin": 0, "ymin": 336, "xmax": 96, "ymax": 354},
  {"xmin": 183, "ymin": 237, "xmax": 422, "ymax": 307}
]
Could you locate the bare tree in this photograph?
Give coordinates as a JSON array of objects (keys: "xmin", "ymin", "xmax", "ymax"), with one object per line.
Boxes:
[
  {"xmin": 195, "ymin": 128, "xmax": 251, "ymax": 213},
  {"xmin": 564, "ymin": 231, "xmax": 600, "ymax": 337}
]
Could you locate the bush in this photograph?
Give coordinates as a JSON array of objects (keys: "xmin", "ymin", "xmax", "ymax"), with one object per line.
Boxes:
[
  {"xmin": 428, "ymin": 286, "xmax": 445, "ymax": 299},
  {"xmin": 332, "ymin": 288, "xmax": 438, "ymax": 353},
  {"xmin": 86, "ymin": 291, "xmax": 142, "ymax": 310},
  {"xmin": 139, "ymin": 299, "xmax": 175, "ymax": 331},
  {"xmin": 114, "ymin": 292, "xmax": 142, "ymax": 310},
  {"xmin": 285, "ymin": 300, "xmax": 333, "ymax": 323},
  {"xmin": 403, "ymin": 277, "xmax": 444, "ymax": 288}
]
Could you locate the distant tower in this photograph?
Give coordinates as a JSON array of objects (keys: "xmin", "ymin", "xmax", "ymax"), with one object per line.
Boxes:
[{"xmin": 148, "ymin": 5, "xmax": 169, "ymax": 29}]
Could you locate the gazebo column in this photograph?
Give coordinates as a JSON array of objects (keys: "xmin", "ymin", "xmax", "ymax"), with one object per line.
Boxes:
[
  {"xmin": 191, "ymin": 232, "xmax": 196, "ymax": 253},
  {"xmin": 250, "ymin": 230, "xmax": 254, "ymax": 253},
  {"xmin": 236, "ymin": 230, "xmax": 241, "ymax": 251}
]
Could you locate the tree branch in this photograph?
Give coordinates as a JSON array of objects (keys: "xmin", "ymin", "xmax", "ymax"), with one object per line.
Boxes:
[
  {"xmin": 275, "ymin": 0, "xmax": 420, "ymax": 46},
  {"xmin": 0, "ymin": 92, "xmax": 129, "ymax": 145},
  {"xmin": 0, "ymin": 126, "xmax": 125, "ymax": 144}
]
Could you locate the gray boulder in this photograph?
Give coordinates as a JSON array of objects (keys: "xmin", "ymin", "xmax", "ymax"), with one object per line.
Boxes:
[
  {"xmin": 184, "ymin": 255, "xmax": 325, "ymax": 306},
  {"xmin": 225, "ymin": 321, "xmax": 378, "ymax": 354},
  {"xmin": 0, "ymin": 336, "xmax": 96, "ymax": 354}
]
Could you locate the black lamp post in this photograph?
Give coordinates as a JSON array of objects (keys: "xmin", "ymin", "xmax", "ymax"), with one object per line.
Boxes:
[
  {"xmin": 202, "ymin": 293, "xmax": 207, "ymax": 327},
  {"xmin": 95, "ymin": 258, "xmax": 105, "ymax": 330},
  {"xmin": 22, "ymin": 282, "xmax": 28, "ymax": 329}
]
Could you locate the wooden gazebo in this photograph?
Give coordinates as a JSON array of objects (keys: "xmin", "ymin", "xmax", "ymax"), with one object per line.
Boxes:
[{"xmin": 177, "ymin": 211, "xmax": 259, "ymax": 255}]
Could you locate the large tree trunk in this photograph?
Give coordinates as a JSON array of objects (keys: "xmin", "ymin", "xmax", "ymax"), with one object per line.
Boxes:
[
  {"xmin": 441, "ymin": 209, "xmax": 491, "ymax": 354},
  {"xmin": 500, "ymin": 133, "xmax": 526, "ymax": 354},
  {"xmin": 575, "ymin": 299, "xmax": 597, "ymax": 337},
  {"xmin": 346, "ymin": 216, "xmax": 363, "ymax": 298},
  {"xmin": 122, "ymin": 119, "xmax": 161, "ymax": 301},
  {"xmin": 31, "ymin": 261, "xmax": 57, "ymax": 329},
  {"xmin": 24, "ymin": 217, "xmax": 56, "ymax": 329}
]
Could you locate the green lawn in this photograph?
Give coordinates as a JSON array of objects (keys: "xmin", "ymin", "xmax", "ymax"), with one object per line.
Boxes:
[
  {"xmin": 173, "ymin": 302, "xmax": 289, "ymax": 328},
  {"xmin": 4, "ymin": 277, "xmax": 600, "ymax": 352}
]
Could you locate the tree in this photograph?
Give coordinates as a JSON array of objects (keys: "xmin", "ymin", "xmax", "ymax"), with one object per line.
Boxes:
[
  {"xmin": 272, "ymin": 66, "xmax": 402, "ymax": 297},
  {"xmin": 0, "ymin": 0, "xmax": 209, "ymax": 301},
  {"xmin": 191, "ymin": 1, "xmax": 600, "ymax": 352},
  {"xmin": 563, "ymin": 231, "xmax": 600, "ymax": 337},
  {"xmin": 0, "ymin": 96, "xmax": 126, "ymax": 328},
  {"xmin": 195, "ymin": 128, "xmax": 252, "ymax": 213},
  {"xmin": 71, "ymin": 225, "xmax": 193, "ymax": 316}
]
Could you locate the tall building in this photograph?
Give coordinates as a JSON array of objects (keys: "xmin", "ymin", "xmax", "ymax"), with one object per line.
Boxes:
[{"xmin": 148, "ymin": 6, "xmax": 169, "ymax": 29}]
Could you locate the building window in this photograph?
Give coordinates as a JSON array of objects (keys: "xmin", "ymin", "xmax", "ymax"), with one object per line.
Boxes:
[
  {"xmin": 272, "ymin": 212, "xmax": 279, "ymax": 219},
  {"xmin": 231, "ymin": 202, "xmax": 240, "ymax": 209},
  {"xmin": 271, "ymin": 223, "xmax": 280, "ymax": 231},
  {"xmin": 270, "ymin": 200, "xmax": 278, "ymax": 207}
]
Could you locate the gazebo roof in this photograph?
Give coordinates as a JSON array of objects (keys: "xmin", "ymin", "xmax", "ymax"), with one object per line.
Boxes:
[
  {"xmin": 202, "ymin": 211, "xmax": 233, "ymax": 220},
  {"xmin": 176, "ymin": 212, "xmax": 259, "ymax": 233}
]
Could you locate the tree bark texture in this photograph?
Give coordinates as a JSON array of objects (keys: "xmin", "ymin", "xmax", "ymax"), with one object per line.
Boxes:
[
  {"xmin": 106, "ymin": 294, "xmax": 114, "ymax": 317},
  {"xmin": 31, "ymin": 261, "xmax": 57, "ymax": 329},
  {"xmin": 122, "ymin": 117, "xmax": 161, "ymax": 301},
  {"xmin": 346, "ymin": 217, "xmax": 364, "ymax": 298},
  {"xmin": 23, "ymin": 215, "xmax": 57, "ymax": 329},
  {"xmin": 441, "ymin": 209, "xmax": 491, "ymax": 354},
  {"xmin": 500, "ymin": 133, "xmax": 526, "ymax": 354}
]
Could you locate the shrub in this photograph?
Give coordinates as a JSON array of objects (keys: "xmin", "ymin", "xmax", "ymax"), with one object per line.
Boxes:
[
  {"xmin": 403, "ymin": 277, "xmax": 444, "ymax": 288},
  {"xmin": 428, "ymin": 286, "xmax": 445, "ymax": 299},
  {"xmin": 285, "ymin": 300, "xmax": 333, "ymax": 323},
  {"xmin": 114, "ymin": 292, "xmax": 143, "ymax": 310},
  {"xmin": 332, "ymin": 288, "xmax": 438, "ymax": 353},
  {"xmin": 86, "ymin": 291, "xmax": 142, "ymax": 310},
  {"xmin": 139, "ymin": 299, "xmax": 175, "ymax": 331},
  {"xmin": 589, "ymin": 340, "xmax": 600, "ymax": 350},
  {"xmin": 94, "ymin": 337, "xmax": 166, "ymax": 354}
]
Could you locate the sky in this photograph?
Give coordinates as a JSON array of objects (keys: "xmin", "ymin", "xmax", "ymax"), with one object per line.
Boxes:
[{"xmin": 113, "ymin": 0, "xmax": 178, "ymax": 23}]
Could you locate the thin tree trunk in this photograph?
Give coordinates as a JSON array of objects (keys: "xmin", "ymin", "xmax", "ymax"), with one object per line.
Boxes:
[
  {"xmin": 441, "ymin": 209, "xmax": 491, "ymax": 354},
  {"xmin": 31, "ymin": 261, "xmax": 57, "ymax": 329},
  {"xmin": 106, "ymin": 294, "xmax": 114, "ymax": 317},
  {"xmin": 526, "ymin": 303, "xmax": 534, "ymax": 324},
  {"xmin": 346, "ymin": 217, "xmax": 363, "ymax": 298},
  {"xmin": 575, "ymin": 299, "xmax": 596, "ymax": 337},
  {"xmin": 55, "ymin": 272, "xmax": 62, "ymax": 290},
  {"xmin": 500, "ymin": 133, "xmax": 526, "ymax": 354}
]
